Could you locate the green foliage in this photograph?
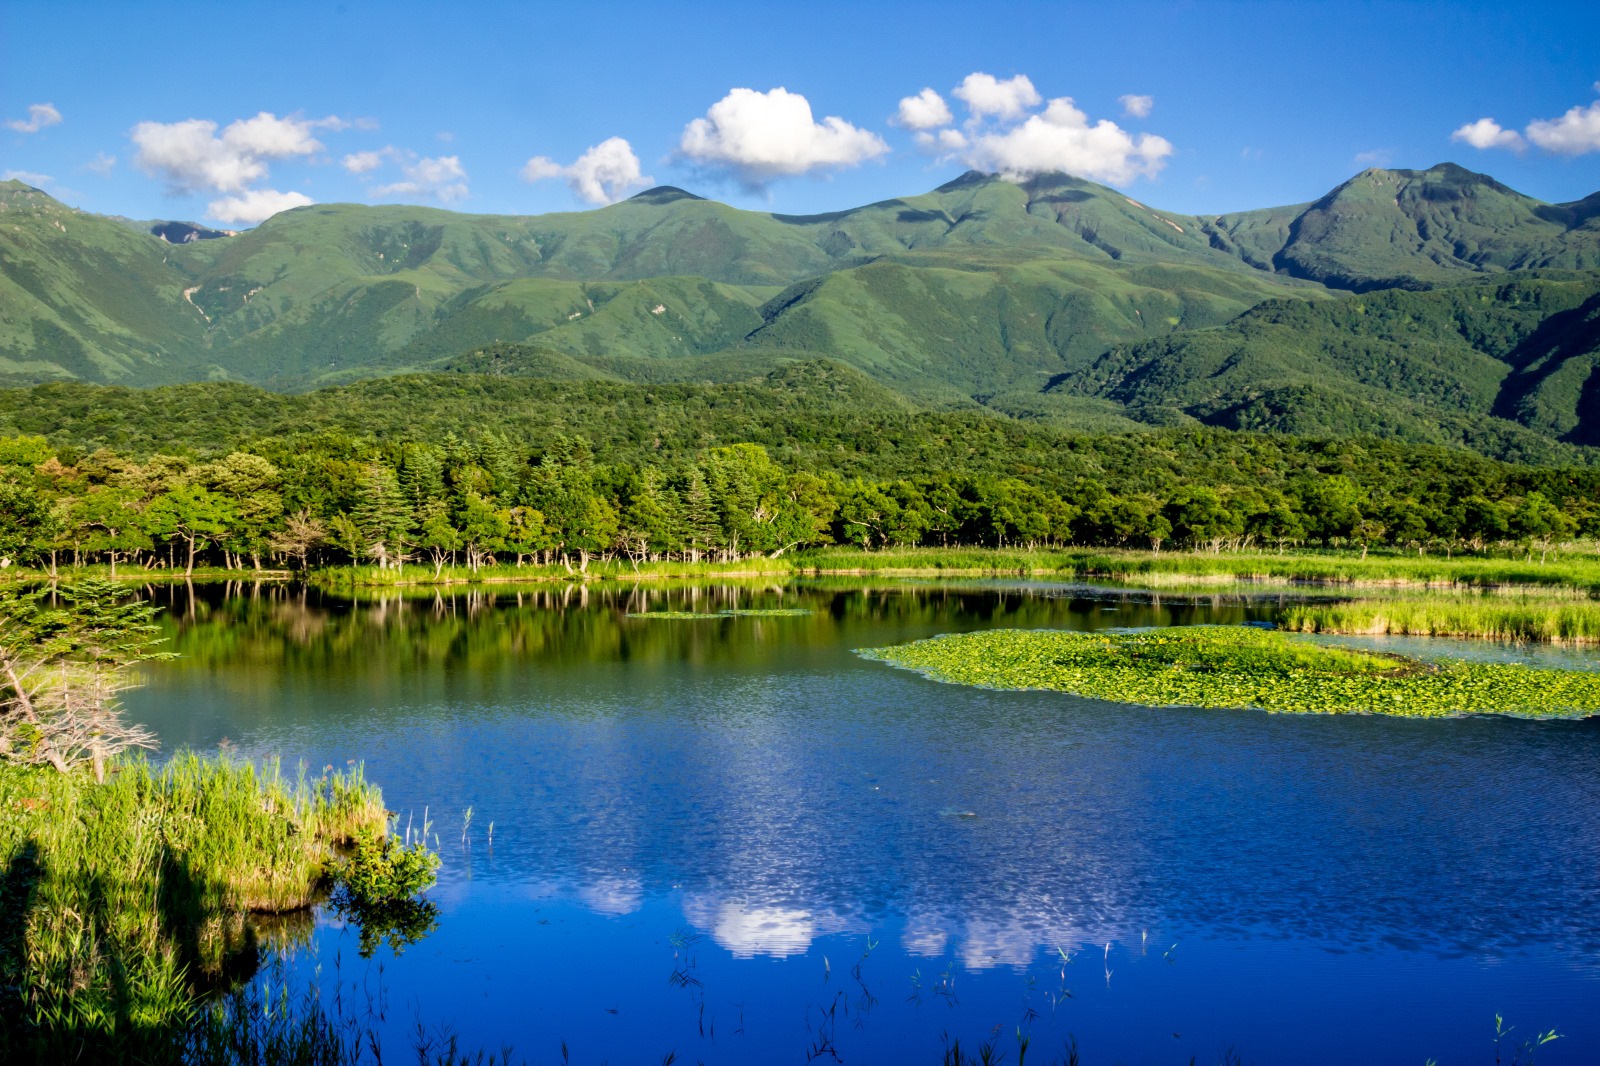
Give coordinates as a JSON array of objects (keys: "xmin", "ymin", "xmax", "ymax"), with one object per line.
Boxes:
[
  {"xmin": 6, "ymin": 401, "xmax": 1600, "ymax": 583},
  {"xmin": 862, "ymin": 625, "xmax": 1600, "ymax": 716},
  {"xmin": 329, "ymin": 830, "xmax": 440, "ymax": 959}
]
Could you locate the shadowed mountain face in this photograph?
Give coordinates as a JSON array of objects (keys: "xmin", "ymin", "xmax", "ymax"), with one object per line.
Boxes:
[{"xmin": 1, "ymin": 165, "xmax": 1597, "ymax": 455}]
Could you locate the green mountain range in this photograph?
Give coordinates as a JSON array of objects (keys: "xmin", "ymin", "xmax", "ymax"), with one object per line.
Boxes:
[{"xmin": 2, "ymin": 162, "xmax": 1598, "ymax": 457}]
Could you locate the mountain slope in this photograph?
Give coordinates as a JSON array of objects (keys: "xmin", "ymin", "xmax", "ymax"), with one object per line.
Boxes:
[
  {"xmin": 1062, "ymin": 271, "xmax": 1600, "ymax": 456},
  {"xmin": 0, "ymin": 182, "xmax": 209, "ymax": 384},
  {"xmin": 2, "ymin": 166, "xmax": 1599, "ymax": 457},
  {"xmin": 1214, "ymin": 164, "xmax": 1600, "ymax": 291}
]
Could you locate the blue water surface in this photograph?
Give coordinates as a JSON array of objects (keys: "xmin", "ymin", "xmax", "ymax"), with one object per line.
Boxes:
[{"xmin": 125, "ymin": 581, "xmax": 1600, "ymax": 1064}]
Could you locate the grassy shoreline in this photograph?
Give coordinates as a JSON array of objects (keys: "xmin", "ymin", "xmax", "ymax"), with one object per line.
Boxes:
[
  {"xmin": 0, "ymin": 754, "xmax": 389, "ymax": 1058},
  {"xmin": 8, "ymin": 545, "xmax": 1597, "ymax": 592}
]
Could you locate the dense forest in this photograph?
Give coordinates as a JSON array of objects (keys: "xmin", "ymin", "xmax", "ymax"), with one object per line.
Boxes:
[{"xmin": 2, "ymin": 393, "xmax": 1596, "ymax": 574}]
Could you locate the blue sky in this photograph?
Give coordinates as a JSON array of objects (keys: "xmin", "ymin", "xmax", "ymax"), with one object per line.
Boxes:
[{"xmin": 2, "ymin": 0, "xmax": 1598, "ymax": 226}]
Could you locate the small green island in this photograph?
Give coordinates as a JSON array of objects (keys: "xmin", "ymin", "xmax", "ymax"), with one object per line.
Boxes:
[{"xmin": 862, "ymin": 626, "xmax": 1600, "ymax": 718}]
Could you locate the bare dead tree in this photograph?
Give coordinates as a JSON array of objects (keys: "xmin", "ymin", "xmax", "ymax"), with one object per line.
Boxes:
[{"xmin": 1, "ymin": 580, "xmax": 168, "ymax": 782}]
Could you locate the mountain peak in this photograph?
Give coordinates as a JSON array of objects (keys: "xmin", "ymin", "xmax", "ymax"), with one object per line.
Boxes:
[
  {"xmin": 934, "ymin": 170, "xmax": 994, "ymax": 192},
  {"xmin": 624, "ymin": 186, "xmax": 706, "ymax": 206}
]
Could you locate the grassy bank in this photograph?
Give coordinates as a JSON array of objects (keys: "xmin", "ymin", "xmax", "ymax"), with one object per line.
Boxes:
[
  {"xmin": 0, "ymin": 754, "xmax": 387, "ymax": 1059},
  {"xmin": 1282, "ymin": 592, "xmax": 1600, "ymax": 643},
  {"xmin": 11, "ymin": 546, "xmax": 1600, "ymax": 594},
  {"xmin": 283, "ymin": 545, "xmax": 1600, "ymax": 593},
  {"xmin": 803, "ymin": 546, "xmax": 1600, "ymax": 591},
  {"xmin": 862, "ymin": 626, "xmax": 1600, "ymax": 717},
  {"xmin": 307, "ymin": 556, "xmax": 794, "ymax": 589}
]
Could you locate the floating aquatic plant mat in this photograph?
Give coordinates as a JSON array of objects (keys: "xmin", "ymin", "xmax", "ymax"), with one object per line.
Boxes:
[
  {"xmin": 629, "ymin": 608, "xmax": 813, "ymax": 619},
  {"xmin": 859, "ymin": 625, "xmax": 1600, "ymax": 717}
]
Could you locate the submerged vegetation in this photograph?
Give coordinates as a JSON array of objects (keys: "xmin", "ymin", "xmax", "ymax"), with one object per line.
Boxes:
[{"xmin": 862, "ymin": 626, "xmax": 1600, "ymax": 717}]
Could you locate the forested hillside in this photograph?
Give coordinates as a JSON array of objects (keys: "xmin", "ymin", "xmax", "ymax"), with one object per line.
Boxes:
[
  {"xmin": 1065, "ymin": 272, "xmax": 1600, "ymax": 453},
  {"xmin": 2, "ymin": 384, "xmax": 1595, "ymax": 574}
]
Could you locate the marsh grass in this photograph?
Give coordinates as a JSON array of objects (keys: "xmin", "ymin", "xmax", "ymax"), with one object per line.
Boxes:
[
  {"xmin": 314, "ymin": 557, "xmax": 791, "ymax": 589},
  {"xmin": 0, "ymin": 753, "xmax": 386, "ymax": 1058},
  {"xmin": 802, "ymin": 546, "xmax": 1600, "ymax": 592},
  {"xmin": 1282, "ymin": 592, "xmax": 1600, "ymax": 643},
  {"xmin": 862, "ymin": 625, "xmax": 1600, "ymax": 717}
]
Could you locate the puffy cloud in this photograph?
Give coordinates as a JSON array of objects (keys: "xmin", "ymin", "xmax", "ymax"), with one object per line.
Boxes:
[
  {"xmin": 1353, "ymin": 149, "xmax": 1392, "ymax": 166},
  {"xmin": 5, "ymin": 103, "xmax": 62, "ymax": 134},
  {"xmin": 953, "ymin": 73, "xmax": 1041, "ymax": 122},
  {"xmin": 895, "ymin": 88, "xmax": 954, "ymax": 130},
  {"xmin": 914, "ymin": 127, "xmax": 969, "ymax": 152},
  {"xmin": 962, "ymin": 97, "xmax": 1173, "ymax": 184},
  {"xmin": 131, "ymin": 112, "xmax": 324, "ymax": 194},
  {"xmin": 84, "ymin": 152, "xmax": 116, "ymax": 176},
  {"xmin": 205, "ymin": 188, "xmax": 313, "ymax": 224},
  {"xmin": 342, "ymin": 149, "xmax": 389, "ymax": 174},
  {"xmin": 678, "ymin": 87, "xmax": 888, "ymax": 186},
  {"xmin": 371, "ymin": 154, "xmax": 469, "ymax": 203},
  {"xmin": 522, "ymin": 136, "xmax": 652, "ymax": 205},
  {"xmin": 1525, "ymin": 100, "xmax": 1600, "ymax": 155},
  {"xmin": 2, "ymin": 170, "xmax": 53, "ymax": 186},
  {"xmin": 1451, "ymin": 117, "xmax": 1525, "ymax": 151},
  {"xmin": 1118, "ymin": 94, "xmax": 1154, "ymax": 119}
]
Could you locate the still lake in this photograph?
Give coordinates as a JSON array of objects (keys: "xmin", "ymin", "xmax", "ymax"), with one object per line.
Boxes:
[{"xmin": 125, "ymin": 580, "xmax": 1600, "ymax": 1064}]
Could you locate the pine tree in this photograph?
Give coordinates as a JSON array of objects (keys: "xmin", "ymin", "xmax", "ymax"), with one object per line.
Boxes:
[
  {"xmin": 675, "ymin": 466, "xmax": 721, "ymax": 561},
  {"xmin": 399, "ymin": 445, "xmax": 446, "ymax": 511},
  {"xmin": 351, "ymin": 463, "xmax": 412, "ymax": 569}
]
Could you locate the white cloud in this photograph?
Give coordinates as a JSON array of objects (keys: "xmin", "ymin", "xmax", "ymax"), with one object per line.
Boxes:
[
  {"xmin": 205, "ymin": 188, "xmax": 313, "ymax": 224},
  {"xmin": 131, "ymin": 112, "xmax": 325, "ymax": 194},
  {"xmin": 371, "ymin": 154, "xmax": 469, "ymax": 203},
  {"xmin": 894, "ymin": 88, "xmax": 953, "ymax": 130},
  {"xmin": 961, "ymin": 97, "xmax": 1173, "ymax": 184},
  {"xmin": 84, "ymin": 152, "xmax": 116, "ymax": 176},
  {"xmin": 678, "ymin": 87, "xmax": 888, "ymax": 186},
  {"xmin": 914, "ymin": 127, "xmax": 969, "ymax": 152},
  {"xmin": 1353, "ymin": 149, "xmax": 1392, "ymax": 166},
  {"xmin": 342, "ymin": 149, "xmax": 389, "ymax": 174},
  {"xmin": 1525, "ymin": 100, "xmax": 1600, "ymax": 155},
  {"xmin": 2, "ymin": 170, "xmax": 52, "ymax": 186},
  {"xmin": 314, "ymin": 115, "xmax": 378, "ymax": 132},
  {"xmin": 521, "ymin": 136, "xmax": 651, "ymax": 205},
  {"xmin": 1118, "ymin": 94, "xmax": 1154, "ymax": 118},
  {"xmin": 1451, "ymin": 117, "xmax": 1525, "ymax": 151},
  {"xmin": 953, "ymin": 73, "xmax": 1041, "ymax": 122},
  {"xmin": 5, "ymin": 103, "xmax": 62, "ymax": 134}
]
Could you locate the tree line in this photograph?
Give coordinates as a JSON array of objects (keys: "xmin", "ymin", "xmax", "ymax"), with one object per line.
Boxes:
[{"xmin": 3, "ymin": 428, "xmax": 1598, "ymax": 576}]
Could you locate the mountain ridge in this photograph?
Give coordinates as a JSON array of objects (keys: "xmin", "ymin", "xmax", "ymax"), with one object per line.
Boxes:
[{"xmin": 2, "ymin": 165, "xmax": 1598, "ymax": 459}]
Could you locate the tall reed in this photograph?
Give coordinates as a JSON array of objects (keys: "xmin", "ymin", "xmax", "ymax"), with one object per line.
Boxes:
[{"xmin": 0, "ymin": 753, "xmax": 385, "ymax": 1057}]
